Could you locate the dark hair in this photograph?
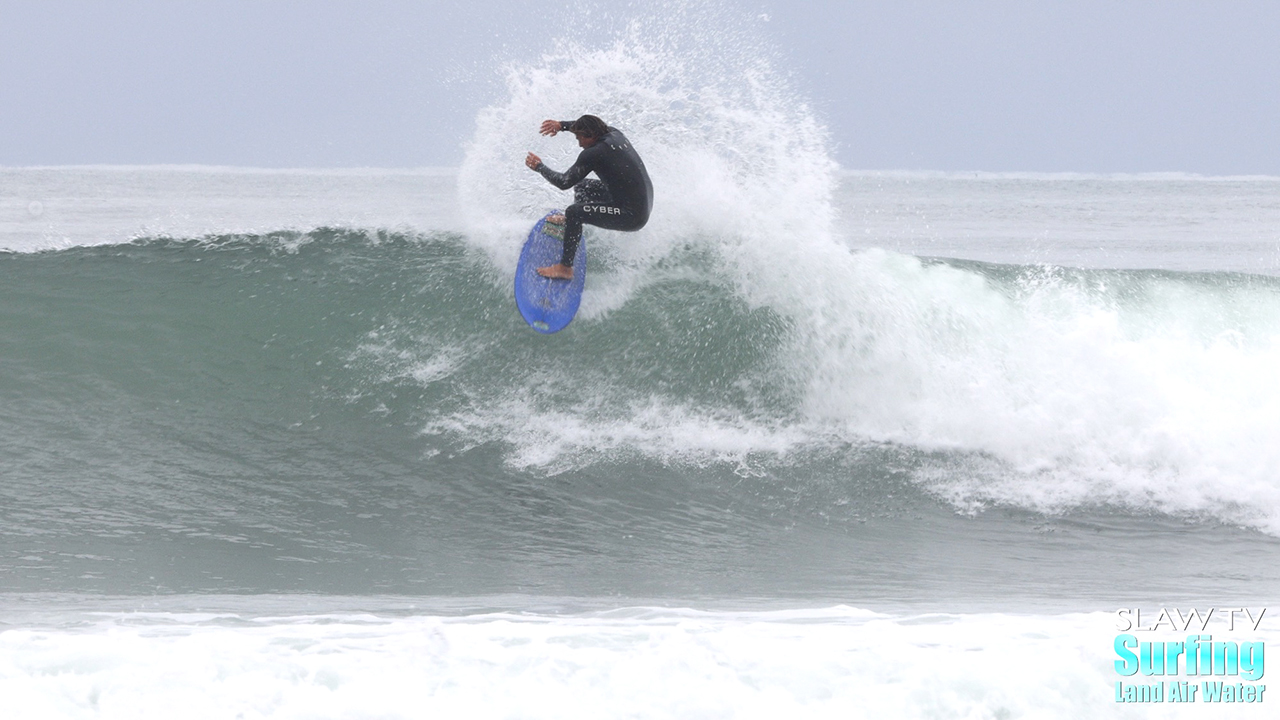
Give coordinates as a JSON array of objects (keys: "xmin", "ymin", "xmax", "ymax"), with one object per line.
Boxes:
[{"xmin": 568, "ymin": 115, "xmax": 609, "ymax": 139}]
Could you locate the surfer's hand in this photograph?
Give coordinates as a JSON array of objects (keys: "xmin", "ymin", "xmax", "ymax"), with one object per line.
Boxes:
[
  {"xmin": 539, "ymin": 120, "xmax": 560, "ymax": 136},
  {"xmin": 525, "ymin": 152, "xmax": 543, "ymax": 171}
]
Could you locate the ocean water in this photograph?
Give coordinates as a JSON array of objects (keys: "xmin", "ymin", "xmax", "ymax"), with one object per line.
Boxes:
[{"xmin": 5, "ymin": 13, "xmax": 1280, "ymax": 720}]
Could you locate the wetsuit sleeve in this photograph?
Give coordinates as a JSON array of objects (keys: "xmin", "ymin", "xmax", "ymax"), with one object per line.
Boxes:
[{"xmin": 536, "ymin": 155, "xmax": 591, "ymax": 190}]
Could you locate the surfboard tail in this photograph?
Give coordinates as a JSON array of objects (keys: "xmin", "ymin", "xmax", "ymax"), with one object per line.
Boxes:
[{"xmin": 543, "ymin": 215, "xmax": 566, "ymax": 240}]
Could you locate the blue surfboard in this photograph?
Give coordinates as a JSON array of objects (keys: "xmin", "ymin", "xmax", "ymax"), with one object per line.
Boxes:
[{"xmin": 515, "ymin": 211, "xmax": 586, "ymax": 333}]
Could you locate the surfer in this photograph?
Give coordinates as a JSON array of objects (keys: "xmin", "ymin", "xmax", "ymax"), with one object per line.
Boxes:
[{"xmin": 525, "ymin": 115, "xmax": 654, "ymax": 279}]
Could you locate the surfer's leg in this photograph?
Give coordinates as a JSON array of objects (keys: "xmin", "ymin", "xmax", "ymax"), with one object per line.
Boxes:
[
  {"xmin": 560, "ymin": 202, "xmax": 647, "ymax": 268},
  {"xmin": 542, "ymin": 203, "xmax": 644, "ymax": 278},
  {"xmin": 547, "ymin": 184, "xmax": 606, "ymax": 225},
  {"xmin": 560, "ymin": 203, "xmax": 588, "ymax": 266},
  {"xmin": 551, "ymin": 183, "xmax": 612, "ymax": 266},
  {"xmin": 581, "ymin": 205, "xmax": 645, "ymax": 232},
  {"xmin": 538, "ymin": 181, "xmax": 616, "ymax": 278},
  {"xmin": 554, "ymin": 179, "xmax": 642, "ymax": 271}
]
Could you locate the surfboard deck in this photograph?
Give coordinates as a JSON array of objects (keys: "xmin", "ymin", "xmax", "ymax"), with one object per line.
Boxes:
[{"xmin": 514, "ymin": 210, "xmax": 586, "ymax": 333}]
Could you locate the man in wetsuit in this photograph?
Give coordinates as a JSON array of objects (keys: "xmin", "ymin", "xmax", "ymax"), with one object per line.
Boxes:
[{"xmin": 524, "ymin": 115, "xmax": 654, "ymax": 279}]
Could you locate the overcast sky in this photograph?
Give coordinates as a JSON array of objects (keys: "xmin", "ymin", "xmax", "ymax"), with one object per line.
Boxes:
[{"xmin": 2, "ymin": 0, "xmax": 1276, "ymax": 173}]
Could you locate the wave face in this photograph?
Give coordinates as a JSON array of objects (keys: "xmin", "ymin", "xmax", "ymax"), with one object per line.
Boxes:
[
  {"xmin": 3, "ymin": 228, "xmax": 1280, "ymax": 602},
  {"xmin": 7, "ymin": 234, "xmax": 1280, "ymax": 517}
]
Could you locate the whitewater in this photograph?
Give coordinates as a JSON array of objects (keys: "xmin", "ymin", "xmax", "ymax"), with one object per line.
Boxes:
[{"xmin": 4, "ymin": 10, "xmax": 1280, "ymax": 720}]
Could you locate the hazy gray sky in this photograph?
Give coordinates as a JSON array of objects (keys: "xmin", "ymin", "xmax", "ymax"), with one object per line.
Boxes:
[{"xmin": 3, "ymin": 0, "xmax": 1276, "ymax": 173}]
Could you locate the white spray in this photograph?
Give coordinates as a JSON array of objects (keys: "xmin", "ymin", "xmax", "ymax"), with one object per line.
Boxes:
[{"xmin": 452, "ymin": 3, "xmax": 1280, "ymax": 533}]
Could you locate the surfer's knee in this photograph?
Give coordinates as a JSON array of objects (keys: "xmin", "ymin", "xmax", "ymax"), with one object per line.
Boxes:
[{"xmin": 623, "ymin": 216, "xmax": 648, "ymax": 232}]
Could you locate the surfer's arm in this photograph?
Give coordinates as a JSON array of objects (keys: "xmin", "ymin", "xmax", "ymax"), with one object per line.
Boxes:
[{"xmin": 535, "ymin": 159, "xmax": 590, "ymax": 190}]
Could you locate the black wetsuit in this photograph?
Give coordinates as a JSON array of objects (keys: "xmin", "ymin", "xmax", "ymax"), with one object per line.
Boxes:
[{"xmin": 536, "ymin": 124, "xmax": 653, "ymax": 267}]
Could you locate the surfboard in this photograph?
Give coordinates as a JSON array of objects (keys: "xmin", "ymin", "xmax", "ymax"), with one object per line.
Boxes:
[{"xmin": 514, "ymin": 210, "xmax": 586, "ymax": 333}]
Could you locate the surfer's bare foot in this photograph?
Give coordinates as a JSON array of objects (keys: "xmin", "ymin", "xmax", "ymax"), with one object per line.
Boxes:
[
  {"xmin": 546, "ymin": 213, "xmax": 565, "ymax": 224},
  {"xmin": 537, "ymin": 263, "xmax": 574, "ymax": 280}
]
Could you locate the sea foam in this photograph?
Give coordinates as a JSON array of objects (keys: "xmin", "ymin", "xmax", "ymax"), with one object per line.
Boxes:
[{"xmin": 9, "ymin": 603, "xmax": 1250, "ymax": 720}]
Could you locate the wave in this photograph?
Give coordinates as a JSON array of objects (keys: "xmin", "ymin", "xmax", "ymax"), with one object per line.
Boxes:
[
  {"xmin": 4, "ymin": 231, "xmax": 1280, "ymax": 536},
  {"xmin": 4, "ymin": 2, "xmax": 1279, "ymax": 540},
  {"xmin": 443, "ymin": 3, "xmax": 1280, "ymax": 533}
]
